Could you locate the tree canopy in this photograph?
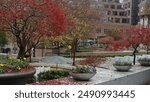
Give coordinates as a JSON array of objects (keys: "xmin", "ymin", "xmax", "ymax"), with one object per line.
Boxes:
[
  {"xmin": 0, "ymin": 0, "xmax": 68, "ymax": 58},
  {"xmin": 110, "ymin": 26, "xmax": 150, "ymax": 64}
]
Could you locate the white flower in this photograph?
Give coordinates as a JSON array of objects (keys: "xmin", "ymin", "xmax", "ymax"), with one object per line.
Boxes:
[{"xmin": 114, "ymin": 56, "xmax": 132, "ymax": 64}]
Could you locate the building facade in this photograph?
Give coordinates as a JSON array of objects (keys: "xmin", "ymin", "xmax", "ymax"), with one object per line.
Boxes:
[
  {"xmin": 139, "ymin": 0, "xmax": 150, "ymax": 27},
  {"xmin": 93, "ymin": 0, "xmax": 130, "ymax": 38},
  {"xmin": 123, "ymin": 0, "xmax": 140, "ymax": 25},
  {"xmin": 92, "ymin": 0, "xmax": 140, "ymax": 38},
  {"xmin": 97, "ymin": 0, "xmax": 130, "ymax": 24}
]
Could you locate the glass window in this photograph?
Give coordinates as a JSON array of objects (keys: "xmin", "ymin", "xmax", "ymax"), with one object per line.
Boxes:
[
  {"xmin": 111, "ymin": 5, "xmax": 115, "ymax": 9},
  {"xmin": 115, "ymin": 0, "xmax": 119, "ymax": 3},
  {"xmin": 119, "ymin": 12, "xmax": 125, "ymax": 16},
  {"xmin": 128, "ymin": 3, "xmax": 130, "ymax": 8},
  {"xmin": 117, "ymin": 5, "xmax": 122, "ymax": 9},
  {"xmin": 104, "ymin": 4, "xmax": 109, "ymax": 8},
  {"xmin": 122, "ymin": 18, "xmax": 130, "ymax": 24},
  {"xmin": 115, "ymin": 18, "xmax": 120, "ymax": 23},
  {"xmin": 107, "ymin": 11, "xmax": 111, "ymax": 15},
  {"xmin": 113, "ymin": 11, "xmax": 118, "ymax": 16},
  {"xmin": 96, "ymin": 28, "xmax": 101, "ymax": 33},
  {"xmin": 128, "ymin": 10, "xmax": 130, "ymax": 16}
]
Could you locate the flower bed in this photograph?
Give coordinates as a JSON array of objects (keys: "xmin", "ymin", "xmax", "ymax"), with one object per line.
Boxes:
[
  {"xmin": 0, "ymin": 57, "xmax": 35, "ymax": 85},
  {"xmin": 138, "ymin": 55, "xmax": 150, "ymax": 66},
  {"xmin": 70, "ymin": 65, "xmax": 96, "ymax": 81},
  {"xmin": 113, "ymin": 57, "xmax": 132, "ymax": 71},
  {"xmin": 0, "ymin": 57, "xmax": 34, "ymax": 74}
]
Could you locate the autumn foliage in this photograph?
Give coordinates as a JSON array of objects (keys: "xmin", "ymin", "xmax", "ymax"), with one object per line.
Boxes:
[
  {"xmin": 98, "ymin": 36, "xmax": 114, "ymax": 50},
  {"xmin": 78, "ymin": 56, "xmax": 105, "ymax": 67},
  {"xmin": 0, "ymin": 0, "xmax": 67, "ymax": 58},
  {"xmin": 110, "ymin": 26, "xmax": 150, "ymax": 64}
]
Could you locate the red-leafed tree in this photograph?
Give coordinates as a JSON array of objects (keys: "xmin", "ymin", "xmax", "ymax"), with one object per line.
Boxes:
[
  {"xmin": 98, "ymin": 36, "xmax": 114, "ymax": 50},
  {"xmin": 0, "ymin": 0, "xmax": 67, "ymax": 58},
  {"xmin": 110, "ymin": 26, "xmax": 144, "ymax": 65},
  {"xmin": 141, "ymin": 27, "xmax": 150, "ymax": 54}
]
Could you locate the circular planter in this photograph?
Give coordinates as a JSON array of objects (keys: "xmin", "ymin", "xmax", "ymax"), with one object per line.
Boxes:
[
  {"xmin": 138, "ymin": 61, "xmax": 150, "ymax": 66},
  {"xmin": 113, "ymin": 65, "xmax": 132, "ymax": 72},
  {"xmin": 0, "ymin": 68, "xmax": 36, "ymax": 85},
  {"xmin": 70, "ymin": 72, "xmax": 96, "ymax": 81}
]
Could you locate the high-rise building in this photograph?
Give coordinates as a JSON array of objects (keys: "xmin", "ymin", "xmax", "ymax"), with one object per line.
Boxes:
[
  {"xmin": 123, "ymin": 0, "xmax": 140, "ymax": 25},
  {"xmin": 92, "ymin": 0, "xmax": 140, "ymax": 38},
  {"xmin": 62, "ymin": 0, "xmax": 140, "ymax": 37},
  {"xmin": 93, "ymin": 0, "xmax": 131, "ymax": 38},
  {"xmin": 97, "ymin": 0, "xmax": 130, "ymax": 24},
  {"xmin": 139, "ymin": 0, "xmax": 150, "ymax": 27}
]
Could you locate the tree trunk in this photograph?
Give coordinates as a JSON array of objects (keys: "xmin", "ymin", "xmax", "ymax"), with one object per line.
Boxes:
[
  {"xmin": 42, "ymin": 47, "xmax": 44, "ymax": 57},
  {"xmin": 16, "ymin": 36, "xmax": 25, "ymax": 59},
  {"xmin": 133, "ymin": 47, "xmax": 138, "ymax": 65},
  {"xmin": 29, "ymin": 50, "xmax": 32, "ymax": 62},
  {"xmin": 133, "ymin": 51, "xmax": 136, "ymax": 65},
  {"xmin": 17, "ymin": 46, "xmax": 26, "ymax": 59},
  {"xmin": 132, "ymin": 44, "xmax": 139, "ymax": 65},
  {"xmin": 33, "ymin": 47, "xmax": 36, "ymax": 57},
  {"xmin": 57, "ymin": 42, "xmax": 60, "ymax": 56},
  {"xmin": 72, "ymin": 39, "xmax": 78, "ymax": 66},
  {"xmin": 147, "ymin": 45, "xmax": 149, "ymax": 54}
]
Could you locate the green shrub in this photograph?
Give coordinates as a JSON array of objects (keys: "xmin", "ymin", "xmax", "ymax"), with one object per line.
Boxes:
[
  {"xmin": 77, "ymin": 47, "xmax": 91, "ymax": 52},
  {"xmin": 0, "ymin": 68, "xmax": 5, "ymax": 74},
  {"xmin": 0, "ymin": 55, "xmax": 8, "ymax": 63},
  {"xmin": 27, "ymin": 76, "xmax": 37, "ymax": 84},
  {"xmin": 37, "ymin": 70, "xmax": 69, "ymax": 82}
]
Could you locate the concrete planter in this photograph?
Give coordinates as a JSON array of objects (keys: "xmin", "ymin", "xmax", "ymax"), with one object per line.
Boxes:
[
  {"xmin": 113, "ymin": 65, "xmax": 132, "ymax": 72},
  {"xmin": 0, "ymin": 68, "xmax": 36, "ymax": 85},
  {"xmin": 70, "ymin": 72, "xmax": 96, "ymax": 81},
  {"xmin": 138, "ymin": 61, "xmax": 150, "ymax": 66}
]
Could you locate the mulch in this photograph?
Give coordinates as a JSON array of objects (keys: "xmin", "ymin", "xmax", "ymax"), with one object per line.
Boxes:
[{"xmin": 32, "ymin": 77, "xmax": 89, "ymax": 85}]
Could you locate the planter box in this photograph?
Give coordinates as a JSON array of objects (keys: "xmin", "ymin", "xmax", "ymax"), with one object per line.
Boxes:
[
  {"xmin": 70, "ymin": 72, "xmax": 96, "ymax": 81},
  {"xmin": 113, "ymin": 65, "xmax": 132, "ymax": 72},
  {"xmin": 0, "ymin": 68, "xmax": 36, "ymax": 85},
  {"xmin": 138, "ymin": 61, "xmax": 150, "ymax": 66}
]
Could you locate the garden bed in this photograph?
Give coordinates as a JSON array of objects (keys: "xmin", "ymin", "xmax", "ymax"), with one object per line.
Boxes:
[
  {"xmin": 32, "ymin": 64, "xmax": 150, "ymax": 85},
  {"xmin": 32, "ymin": 77, "xmax": 88, "ymax": 85}
]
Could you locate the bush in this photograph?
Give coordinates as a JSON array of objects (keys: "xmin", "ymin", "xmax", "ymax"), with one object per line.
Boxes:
[
  {"xmin": 27, "ymin": 76, "xmax": 37, "ymax": 84},
  {"xmin": 0, "ymin": 68, "xmax": 5, "ymax": 74},
  {"xmin": 77, "ymin": 47, "xmax": 91, "ymax": 52},
  {"xmin": 78, "ymin": 56, "xmax": 105, "ymax": 67},
  {"xmin": 0, "ymin": 55, "xmax": 8, "ymax": 63},
  {"xmin": 37, "ymin": 70, "xmax": 69, "ymax": 82}
]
